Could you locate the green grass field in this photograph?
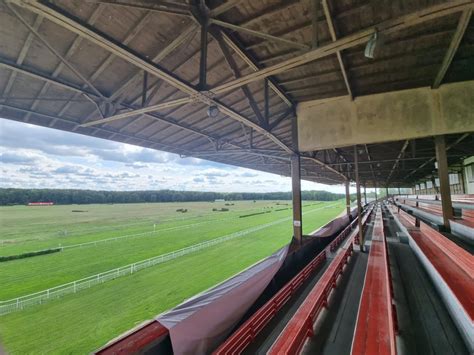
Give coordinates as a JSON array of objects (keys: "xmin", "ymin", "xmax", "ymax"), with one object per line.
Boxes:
[{"xmin": 0, "ymin": 200, "xmax": 344, "ymax": 354}]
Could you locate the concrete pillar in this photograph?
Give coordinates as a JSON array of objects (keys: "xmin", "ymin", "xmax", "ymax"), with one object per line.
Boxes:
[
  {"xmin": 385, "ymin": 186, "xmax": 389, "ymax": 199},
  {"xmin": 354, "ymin": 146, "xmax": 364, "ymax": 251},
  {"xmin": 291, "ymin": 154, "xmax": 303, "ymax": 244},
  {"xmin": 398, "ymin": 186, "xmax": 401, "ymax": 196},
  {"xmin": 345, "ymin": 179, "xmax": 351, "ymax": 216},
  {"xmin": 364, "ymin": 185, "xmax": 367, "ymax": 205},
  {"xmin": 435, "ymin": 135, "xmax": 453, "ymax": 230},
  {"xmin": 374, "ymin": 182, "xmax": 378, "ymax": 201}
]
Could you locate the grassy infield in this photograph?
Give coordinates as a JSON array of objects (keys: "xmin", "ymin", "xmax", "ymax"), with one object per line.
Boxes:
[{"xmin": 0, "ymin": 200, "xmax": 344, "ymax": 354}]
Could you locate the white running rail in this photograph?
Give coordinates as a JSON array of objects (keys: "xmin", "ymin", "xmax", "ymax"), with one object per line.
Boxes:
[{"xmin": 0, "ymin": 203, "xmax": 336, "ymax": 315}]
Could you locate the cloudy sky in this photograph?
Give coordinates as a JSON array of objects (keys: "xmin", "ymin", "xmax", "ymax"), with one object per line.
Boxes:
[{"xmin": 0, "ymin": 118, "xmax": 352, "ymax": 193}]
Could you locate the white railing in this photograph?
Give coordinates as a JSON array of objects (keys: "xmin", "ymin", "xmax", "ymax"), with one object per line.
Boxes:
[{"xmin": 0, "ymin": 202, "xmax": 337, "ymax": 315}]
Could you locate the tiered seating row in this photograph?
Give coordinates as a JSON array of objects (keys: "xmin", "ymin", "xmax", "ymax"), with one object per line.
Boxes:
[
  {"xmin": 396, "ymin": 195, "xmax": 474, "ymax": 227},
  {"xmin": 266, "ymin": 208, "xmax": 373, "ymax": 355},
  {"xmin": 214, "ymin": 207, "xmax": 373, "ymax": 355},
  {"xmin": 394, "ymin": 196, "xmax": 474, "ymax": 243},
  {"xmin": 268, "ymin": 242, "xmax": 354, "ymax": 354},
  {"xmin": 389, "ymin": 206, "xmax": 474, "ymax": 352},
  {"xmin": 351, "ymin": 207, "xmax": 397, "ymax": 355},
  {"xmin": 213, "ymin": 251, "xmax": 327, "ymax": 354}
]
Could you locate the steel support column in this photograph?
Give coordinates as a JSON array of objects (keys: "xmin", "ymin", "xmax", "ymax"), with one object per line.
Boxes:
[
  {"xmin": 354, "ymin": 146, "xmax": 364, "ymax": 251},
  {"xmin": 385, "ymin": 186, "xmax": 389, "ymax": 199},
  {"xmin": 345, "ymin": 179, "xmax": 351, "ymax": 216},
  {"xmin": 291, "ymin": 154, "xmax": 303, "ymax": 244},
  {"xmin": 364, "ymin": 185, "xmax": 367, "ymax": 205},
  {"xmin": 199, "ymin": 12, "xmax": 209, "ymax": 90},
  {"xmin": 435, "ymin": 135, "xmax": 453, "ymax": 230}
]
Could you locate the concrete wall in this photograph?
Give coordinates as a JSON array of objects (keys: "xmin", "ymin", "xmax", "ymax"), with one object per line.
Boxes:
[{"xmin": 297, "ymin": 81, "xmax": 474, "ymax": 151}]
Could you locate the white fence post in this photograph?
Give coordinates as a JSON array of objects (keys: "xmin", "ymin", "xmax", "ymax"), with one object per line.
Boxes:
[{"xmin": 1, "ymin": 204, "xmax": 340, "ymax": 316}]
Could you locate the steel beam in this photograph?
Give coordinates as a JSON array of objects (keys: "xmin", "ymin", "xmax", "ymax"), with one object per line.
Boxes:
[
  {"xmin": 209, "ymin": 18, "xmax": 309, "ymax": 50},
  {"xmin": 291, "ymin": 154, "xmax": 303, "ymax": 244},
  {"xmin": 354, "ymin": 145, "xmax": 364, "ymax": 250},
  {"xmin": 6, "ymin": 2, "xmax": 107, "ymax": 101},
  {"xmin": 345, "ymin": 179, "xmax": 351, "ymax": 216},
  {"xmin": 434, "ymin": 135, "xmax": 454, "ymax": 230},
  {"xmin": 198, "ymin": 9, "xmax": 209, "ymax": 90},
  {"xmin": 209, "ymin": 1, "xmax": 473, "ymax": 94},
  {"xmin": 89, "ymin": 1, "xmax": 194, "ymax": 17},
  {"xmin": 13, "ymin": 0, "xmax": 292, "ymax": 153},
  {"xmin": 406, "ymin": 134, "xmax": 470, "ymax": 179},
  {"xmin": 1, "ymin": 14, "xmax": 43, "ymax": 98},
  {"xmin": 386, "ymin": 140, "xmax": 409, "ymax": 183},
  {"xmin": 219, "ymin": 31, "xmax": 293, "ymax": 107},
  {"xmin": 322, "ymin": 0, "xmax": 353, "ymax": 99},
  {"xmin": 212, "ymin": 29, "xmax": 267, "ymax": 128},
  {"xmin": 433, "ymin": 9, "xmax": 472, "ymax": 88}
]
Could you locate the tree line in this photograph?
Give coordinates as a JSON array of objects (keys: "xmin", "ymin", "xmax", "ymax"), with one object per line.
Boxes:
[{"xmin": 0, "ymin": 188, "xmax": 346, "ymax": 205}]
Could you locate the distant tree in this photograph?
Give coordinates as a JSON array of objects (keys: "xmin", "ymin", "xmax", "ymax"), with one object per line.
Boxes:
[{"xmin": 0, "ymin": 188, "xmax": 345, "ymax": 205}]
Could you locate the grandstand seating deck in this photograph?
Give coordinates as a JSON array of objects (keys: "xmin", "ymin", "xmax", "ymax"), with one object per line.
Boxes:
[
  {"xmin": 215, "ymin": 208, "xmax": 371, "ymax": 355},
  {"xmin": 383, "ymin": 206, "xmax": 469, "ymax": 354},
  {"xmin": 393, "ymin": 208, "xmax": 474, "ymax": 321},
  {"xmin": 351, "ymin": 207, "xmax": 397, "ymax": 355}
]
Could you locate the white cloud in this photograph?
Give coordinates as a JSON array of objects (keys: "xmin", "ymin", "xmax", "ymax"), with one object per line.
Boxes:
[{"xmin": 0, "ymin": 118, "xmax": 352, "ymax": 193}]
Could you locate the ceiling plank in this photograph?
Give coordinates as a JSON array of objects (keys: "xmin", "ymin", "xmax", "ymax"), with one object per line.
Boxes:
[
  {"xmin": 13, "ymin": 0, "xmax": 293, "ymax": 154},
  {"xmin": 433, "ymin": 9, "xmax": 472, "ymax": 88},
  {"xmin": 209, "ymin": 1, "xmax": 473, "ymax": 94}
]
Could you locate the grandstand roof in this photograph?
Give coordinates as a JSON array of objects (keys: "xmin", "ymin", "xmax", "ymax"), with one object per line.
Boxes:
[{"xmin": 0, "ymin": 0, "xmax": 473, "ymax": 186}]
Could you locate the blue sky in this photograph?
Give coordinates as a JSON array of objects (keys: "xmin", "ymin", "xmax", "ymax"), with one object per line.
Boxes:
[{"xmin": 0, "ymin": 118, "xmax": 352, "ymax": 193}]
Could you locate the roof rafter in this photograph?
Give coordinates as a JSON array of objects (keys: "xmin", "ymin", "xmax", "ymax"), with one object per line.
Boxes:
[
  {"xmin": 322, "ymin": 0, "xmax": 353, "ymax": 99},
  {"xmin": 210, "ymin": 1, "xmax": 474, "ymax": 94},
  {"xmin": 386, "ymin": 140, "xmax": 409, "ymax": 184},
  {"xmin": 88, "ymin": 0, "xmax": 195, "ymax": 17},
  {"xmin": 433, "ymin": 9, "xmax": 472, "ymax": 88},
  {"xmin": 1, "ymin": 14, "xmax": 43, "ymax": 98},
  {"xmin": 12, "ymin": 0, "xmax": 293, "ymax": 154},
  {"xmin": 211, "ymin": 28, "xmax": 267, "ymax": 129},
  {"xmin": 209, "ymin": 18, "xmax": 310, "ymax": 50}
]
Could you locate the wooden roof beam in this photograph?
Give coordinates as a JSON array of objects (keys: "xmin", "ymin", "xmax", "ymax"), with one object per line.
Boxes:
[
  {"xmin": 0, "ymin": 58, "xmax": 236, "ymax": 148},
  {"xmin": 87, "ymin": 1, "xmax": 194, "ymax": 17},
  {"xmin": 1, "ymin": 14, "xmax": 43, "ymax": 98},
  {"xmin": 364, "ymin": 145, "xmax": 377, "ymax": 183},
  {"xmin": 406, "ymin": 134, "xmax": 470, "ymax": 179},
  {"xmin": 433, "ymin": 9, "xmax": 472, "ymax": 88},
  {"xmin": 210, "ymin": 1, "xmax": 474, "ymax": 94},
  {"xmin": 322, "ymin": 0, "xmax": 353, "ymax": 99},
  {"xmin": 386, "ymin": 140, "xmax": 409, "ymax": 184},
  {"xmin": 211, "ymin": 29, "xmax": 267, "ymax": 128},
  {"xmin": 6, "ymin": 2, "xmax": 107, "ymax": 101},
  {"xmin": 209, "ymin": 18, "xmax": 310, "ymax": 50},
  {"xmin": 219, "ymin": 31, "xmax": 293, "ymax": 107},
  {"xmin": 11, "ymin": 0, "xmax": 293, "ymax": 154}
]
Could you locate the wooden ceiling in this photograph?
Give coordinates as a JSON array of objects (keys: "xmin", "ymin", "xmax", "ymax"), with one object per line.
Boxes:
[{"xmin": 0, "ymin": 0, "xmax": 473, "ymax": 187}]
